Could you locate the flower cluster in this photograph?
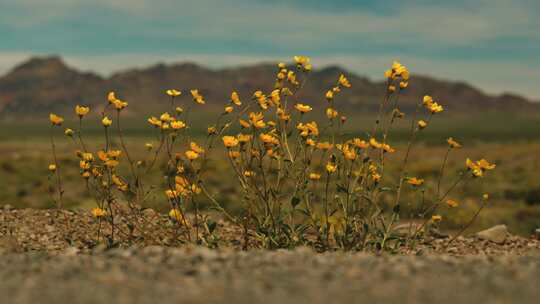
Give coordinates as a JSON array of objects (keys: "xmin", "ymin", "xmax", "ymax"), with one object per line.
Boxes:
[{"xmin": 46, "ymin": 56, "xmax": 496, "ymax": 251}]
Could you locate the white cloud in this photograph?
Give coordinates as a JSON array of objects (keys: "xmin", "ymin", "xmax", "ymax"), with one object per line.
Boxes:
[{"xmin": 2, "ymin": 0, "xmax": 538, "ymax": 45}]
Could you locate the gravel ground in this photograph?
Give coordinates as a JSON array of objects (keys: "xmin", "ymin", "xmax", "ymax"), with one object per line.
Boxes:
[
  {"xmin": 2, "ymin": 208, "xmax": 540, "ymax": 303},
  {"xmin": 1, "ymin": 247, "xmax": 540, "ymax": 304}
]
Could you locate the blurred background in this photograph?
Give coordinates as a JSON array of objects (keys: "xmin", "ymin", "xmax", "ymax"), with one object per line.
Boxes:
[{"xmin": 0, "ymin": 0, "xmax": 539, "ymax": 235}]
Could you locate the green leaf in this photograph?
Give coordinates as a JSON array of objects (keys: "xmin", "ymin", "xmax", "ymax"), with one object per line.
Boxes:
[
  {"xmin": 206, "ymin": 219, "xmax": 217, "ymax": 234},
  {"xmin": 379, "ymin": 187, "xmax": 394, "ymax": 193},
  {"xmin": 291, "ymin": 196, "xmax": 301, "ymax": 208},
  {"xmin": 336, "ymin": 184, "xmax": 349, "ymax": 194}
]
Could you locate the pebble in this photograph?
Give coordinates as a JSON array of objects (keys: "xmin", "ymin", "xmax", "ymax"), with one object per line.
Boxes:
[
  {"xmin": 535, "ymin": 229, "xmax": 540, "ymax": 240},
  {"xmin": 61, "ymin": 247, "xmax": 80, "ymax": 256},
  {"xmin": 476, "ymin": 225, "xmax": 508, "ymax": 244}
]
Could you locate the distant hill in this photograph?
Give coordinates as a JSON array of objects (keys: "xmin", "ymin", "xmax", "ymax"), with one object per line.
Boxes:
[{"xmin": 0, "ymin": 56, "xmax": 537, "ymax": 119}]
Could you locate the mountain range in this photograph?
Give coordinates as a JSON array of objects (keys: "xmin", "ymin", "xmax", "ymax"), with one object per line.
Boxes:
[{"xmin": 0, "ymin": 56, "xmax": 537, "ymax": 119}]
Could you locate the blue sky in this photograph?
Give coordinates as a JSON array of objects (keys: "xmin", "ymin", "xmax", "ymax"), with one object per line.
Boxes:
[{"xmin": 0, "ymin": 0, "xmax": 539, "ymax": 99}]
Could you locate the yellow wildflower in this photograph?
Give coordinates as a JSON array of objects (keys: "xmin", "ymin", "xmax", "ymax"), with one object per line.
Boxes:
[
  {"xmin": 369, "ymin": 138, "xmax": 382, "ymax": 149},
  {"xmin": 166, "ymin": 89, "xmax": 181, "ymax": 97},
  {"xmin": 341, "ymin": 144, "xmax": 357, "ymax": 160},
  {"xmin": 338, "ymin": 74, "xmax": 351, "ymax": 88},
  {"xmin": 82, "ymin": 152, "xmax": 93, "ymax": 162},
  {"xmin": 147, "ymin": 116, "xmax": 162, "ymax": 128},
  {"xmin": 293, "ymin": 55, "xmax": 310, "ymax": 68},
  {"xmin": 168, "ymin": 208, "xmax": 185, "ymax": 222},
  {"xmin": 243, "ymin": 170, "xmax": 255, "ymax": 177},
  {"xmin": 294, "ymin": 103, "xmax": 312, "ymax": 113},
  {"xmin": 105, "ymin": 159, "xmax": 119, "ymax": 168},
  {"xmin": 259, "ymin": 133, "xmax": 279, "ymax": 145},
  {"xmin": 171, "ymin": 121, "xmax": 186, "ymax": 130},
  {"xmin": 418, "ymin": 120, "xmax": 428, "ymax": 129},
  {"xmin": 190, "ymin": 142, "xmax": 204, "ymax": 154},
  {"xmin": 112, "ymin": 99, "xmax": 128, "ymax": 110},
  {"xmin": 108, "ymin": 150, "xmax": 121, "ymax": 159},
  {"xmin": 112, "ymin": 174, "xmax": 128, "ymax": 192},
  {"xmin": 446, "ymin": 199, "xmax": 459, "ymax": 208},
  {"xmin": 407, "ymin": 177, "xmax": 424, "ymax": 187},
  {"xmin": 79, "ymin": 160, "xmax": 91, "ymax": 170},
  {"xmin": 107, "ymin": 91, "xmax": 117, "ymax": 103},
  {"xmin": 231, "ymin": 91, "xmax": 241, "ymax": 106},
  {"xmin": 102, "ymin": 116, "xmax": 112, "ymax": 127},
  {"xmin": 75, "ymin": 105, "xmax": 90, "ymax": 118},
  {"xmin": 447, "ymin": 137, "xmax": 462, "ymax": 148},
  {"xmin": 207, "ymin": 126, "xmax": 217, "ymax": 135},
  {"xmin": 423, "ymin": 95, "xmax": 433, "ymax": 106},
  {"xmin": 239, "ymin": 119, "xmax": 251, "ymax": 129},
  {"xmin": 382, "ymin": 143, "xmax": 395, "ymax": 153},
  {"xmin": 91, "ymin": 207, "xmax": 107, "ymax": 218},
  {"xmin": 353, "ymin": 138, "xmax": 369, "ymax": 149},
  {"xmin": 309, "ymin": 173, "xmax": 321, "ymax": 180},
  {"xmin": 431, "ymin": 215, "xmax": 442, "ymax": 222},
  {"xmin": 326, "ymin": 108, "xmax": 338, "ymax": 119},
  {"xmin": 326, "ymin": 162, "xmax": 337, "ymax": 173},
  {"xmin": 64, "ymin": 128, "xmax": 74, "ymax": 137},
  {"xmin": 49, "ymin": 113, "xmax": 64, "ymax": 126},
  {"xmin": 165, "ymin": 189, "xmax": 180, "ymax": 199},
  {"xmin": 160, "ymin": 112, "xmax": 174, "ymax": 122},
  {"xmin": 190, "ymin": 89, "xmax": 205, "ymax": 104},
  {"xmin": 185, "ymin": 150, "xmax": 199, "ymax": 161},
  {"xmin": 429, "ymin": 102, "xmax": 444, "ymax": 114},
  {"xmin": 237, "ymin": 133, "xmax": 252, "ymax": 143},
  {"xmin": 277, "ymin": 108, "xmax": 290, "ymax": 121},
  {"xmin": 325, "ymin": 90, "xmax": 334, "ymax": 101},
  {"xmin": 224, "ymin": 106, "xmax": 234, "ymax": 114},
  {"xmin": 477, "ymin": 159, "xmax": 496, "ymax": 170},
  {"xmin": 97, "ymin": 151, "xmax": 108, "ymax": 162},
  {"xmin": 48, "ymin": 164, "xmax": 57, "ymax": 172},
  {"xmin": 222, "ymin": 136, "xmax": 239, "ymax": 148},
  {"xmin": 316, "ymin": 141, "xmax": 333, "ymax": 150},
  {"xmin": 270, "ymin": 89, "xmax": 281, "ymax": 106},
  {"xmin": 229, "ymin": 151, "xmax": 240, "ymax": 159},
  {"xmin": 466, "ymin": 158, "xmax": 495, "ymax": 177}
]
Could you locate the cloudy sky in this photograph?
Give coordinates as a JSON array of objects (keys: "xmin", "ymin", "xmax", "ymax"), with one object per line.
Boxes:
[{"xmin": 0, "ymin": 0, "xmax": 538, "ymax": 99}]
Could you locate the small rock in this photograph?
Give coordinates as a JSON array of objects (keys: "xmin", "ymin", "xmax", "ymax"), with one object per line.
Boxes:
[
  {"xmin": 92, "ymin": 243, "xmax": 108, "ymax": 254},
  {"xmin": 393, "ymin": 223, "xmax": 421, "ymax": 236},
  {"xmin": 535, "ymin": 229, "xmax": 540, "ymax": 240},
  {"xmin": 476, "ymin": 225, "xmax": 508, "ymax": 244},
  {"xmin": 3, "ymin": 204, "xmax": 13, "ymax": 211},
  {"xmin": 141, "ymin": 208, "xmax": 157, "ymax": 218},
  {"xmin": 62, "ymin": 247, "xmax": 80, "ymax": 256},
  {"xmin": 447, "ymin": 247, "xmax": 459, "ymax": 254}
]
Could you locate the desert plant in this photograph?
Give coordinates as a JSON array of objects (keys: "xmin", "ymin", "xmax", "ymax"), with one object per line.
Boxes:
[{"xmin": 47, "ymin": 56, "xmax": 496, "ymax": 251}]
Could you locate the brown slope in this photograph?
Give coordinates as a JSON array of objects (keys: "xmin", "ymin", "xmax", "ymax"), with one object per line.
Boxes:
[
  {"xmin": 0, "ymin": 56, "xmax": 105, "ymax": 115},
  {"xmin": 0, "ymin": 56, "xmax": 537, "ymax": 119}
]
